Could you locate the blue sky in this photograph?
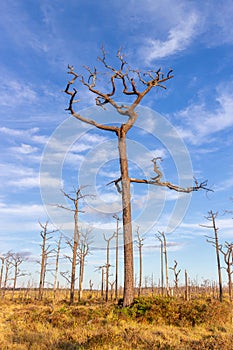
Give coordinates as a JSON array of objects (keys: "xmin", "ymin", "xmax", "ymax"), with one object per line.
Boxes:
[{"xmin": 0, "ymin": 0, "xmax": 233, "ymax": 290}]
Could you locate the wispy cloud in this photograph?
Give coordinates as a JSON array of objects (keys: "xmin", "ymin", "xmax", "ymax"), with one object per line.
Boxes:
[
  {"xmin": 0, "ymin": 79, "xmax": 37, "ymax": 107},
  {"xmin": 174, "ymin": 86, "xmax": 233, "ymax": 145},
  {"xmin": 141, "ymin": 12, "xmax": 199, "ymax": 62}
]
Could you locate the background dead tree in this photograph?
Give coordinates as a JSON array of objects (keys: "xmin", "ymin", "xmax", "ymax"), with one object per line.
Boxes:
[
  {"xmin": 155, "ymin": 233, "xmax": 164, "ymax": 295},
  {"xmin": 103, "ymin": 232, "xmax": 115, "ymax": 302},
  {"xmin": 1, "ymin": 252, "xmax": 13, "ymax": 299},
  {"xmin": 113, "ymin": 214, "xmax": 120, "ymax": 301},
  {"xmin": 65, "ymin": 48, "xmax": 211, "ymax": 306},
  {"xmin": 11, "ymin": 252, "xmax": 27, "ymax": 300},
  {"xmin": 219, "ymin": 242, "xmax": 233, "ymax": 302},
  {"xmin": 38, "ymin": 221, "xmax": 57, "ymax": 301},
  {"xmin": 96, "ymin": 265, "xmax": 105, "ymax": 300},
  {"xmin": 185, "ymin": 269, "xmax": 190, "ymax": 301},
  {"xmin": 53, "ymin": 234, "xmax": 62, "ymax": 300},
  {"xmin": 157, "ymin": 231, "xmax": 169, "ymax": 295},
  {"xmin": 135, "ymin": 226, "xmax": 145, "ymax": 297},
  {"xmin": 0, "ymin": 255, "xmax": 5, "ymax": 291},
  {"xmin": 169, "ymin": 260, "xmax": 181, "ymax": 290},
  {"xmin": 56, "ymin": 187, "xmax": 91, "ymax": 304},
  {"xmin": 201, "ymin": 211, "xmax": 223, "ymax": 302},
  {"xmin": 89, "ymin": 279, "xmax": 94, "ymax": 298},
  {"xmin": 78, "ymin": 229, "xmax": 92, "ymax": 301}
]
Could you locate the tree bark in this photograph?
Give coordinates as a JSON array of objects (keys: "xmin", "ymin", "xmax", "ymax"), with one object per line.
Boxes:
[{"xmin": 118, "ymin": 128, "xmax": 134, "ymax": 306}]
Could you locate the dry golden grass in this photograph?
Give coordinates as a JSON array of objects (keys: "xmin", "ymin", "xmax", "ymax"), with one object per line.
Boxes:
[{"xmin": 0, "ymin": 293, "xmax": 232, "ymax": 349}]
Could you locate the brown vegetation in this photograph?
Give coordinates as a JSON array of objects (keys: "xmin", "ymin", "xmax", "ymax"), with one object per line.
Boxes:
[{"xmin": 0, "ymin": 292, "xmax": 232, "ymax": 349}]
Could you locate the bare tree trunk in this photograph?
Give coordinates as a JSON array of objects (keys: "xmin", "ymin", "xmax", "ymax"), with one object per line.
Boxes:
[
  {"xmin": 104, "ymin": 232, "xmax": 115, "ymax": 302},
  {"xmin": 11, "ymin": 254, "xmax": 24, "ymax": 301},
  {"xmin": 170, "ymin": 260, "xmax": 181, "ymax": 292},
  {"xmin": 39, "ymin": 231, "xmax": 46, "ymax": 301},
  {"xmin": 101, "ymin": 266, "xmax": 104, "ymax": 300},
  {"xmin": 185, "ymin": 269, "xmax": 189, "ymax": 301},
  {"xmin": 78, "ymin": 256, "xmax": 84, "ymax": 302},
  {"xmin": 0, "ymin": 257, "xmax": 5, "ymax": 290},
  {"xmin": 38, "ymin": 221, "xmax": 55, "ymax": 301},
  {"xmin": 113, "ymin": 214, "xmax": 120, "ymax": 301},
  {"xmin": 202, "ymin": 211, "xmax": 223, "ymax": 302},
  {"xmin": 1, "ymin": 254, "xmax": 12, "ymax": 300},
  {"xmin": 220, "ymin": 242, "xmax": 233, "ymax": 302},
  {"xmin": 155, "ymin": 234, "xmax": 164, "ymax": 296},
  {"xmin": 136, "ymin": 226, "xmax": 144, "ymax": 297},
  {"xmin": 118, "ymin": 130, "xmax": 134, "ymax": 306},
  {"xmin": 70, "ymin": 199, "xmax": 79, "ymax": 304},
  {"xmin": 53, "ymin": 235, "xmax": 62, "ymax": 300},
  {"xmin": 158, "ymin": 232, "xmax": 169, "ymax": 296}
]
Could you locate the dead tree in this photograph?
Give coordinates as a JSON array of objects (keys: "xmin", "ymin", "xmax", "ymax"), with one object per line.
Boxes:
[
  {"xmin": 113, "ymin": 214, "xmax": 120, "ymax": 301},
  {"xmin": 96, "ymin": 265, "xmax": 105, "ymax": 300},
  {"xmin": 0, "ymin": 256, "xmax": 5, "ymax": 290},
  {"xmin": 89, "ymin": 279, "xmax": 94, "ymax": 298},
  {"xmin": 201, "ymin": 211, "xmax": 223, "ymax": 302},
  {"xmin": 185, "ymin": 269, "xmax": 190, "ymax": 301},
  {"xmin": 155, "ymin": 233, "xmax": 164, "ymax": 295},
  {"xmin": 219, "ymin": 242, "xmax": 233, "ymax": 302},
  {"xmin": 56, "ymin": 187, "xmax": 91, "ymax": 304},
  {"xmin": 103, "ymin": 232, "xmax": 115, "ymax": 302},
  {"xmin": 53, "ymin": 234, "xmax": 62, "ymax": 300},
  {"xmin": 11, "ymin": 253, "xmax": 27, "ymax": 300},
  {"xmin": 78, "ymin": 229, "xmax": 91, "ymax": 301},
  {"xmin": 135, "ymin": 226, "xmax": 145, "ymax": 296},
  {"xmin": 1, "ymin": 252, "xmax": 13, "ymax": 299},
  {"xmin": 38, "ymin": 221, "xmax": 56, "ymax": 301},
  {"xmin": 65, "ymin": 49, "xmax": 212, "ymax": 306},
  {"xmin": 157, "ymin": 231, "xmax": 169, "ymax": 295},
  {"xmin": 169, "ymin": 260, "xmax": 181, "ymax": 290}
]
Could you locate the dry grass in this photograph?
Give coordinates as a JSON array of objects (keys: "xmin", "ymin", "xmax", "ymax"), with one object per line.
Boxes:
[{"xmin": 0, "ymin": 294, "xmax": 232, "ymax": 349}]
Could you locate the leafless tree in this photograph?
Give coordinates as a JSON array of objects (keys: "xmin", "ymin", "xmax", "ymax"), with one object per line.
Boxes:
[
  {"xmin": 11, "ymin": 252, "xmax": 27, "ymax": 300},
  {"xmin": 0, "ymin": 255, "xmax": 5, "ymax": 290},
  {"xmin": 157, "ymin": 231, "xmax": 169, "ymax": 295},
  {"xmin": 56, "ymin": 187, "xmax": 91, "ymax": 304},
  {"xmin": 65, "ymin": 48, "xmax": 212, "ymax": 306},
  {"xmin": 185, "ymin": 269, "xmax": 190, "ymax": 301},
  {"xmin": 219, "ymin": 242, "xmax": 233, "ymax": 302},
  {"xmin": 89, "ymin": 279, "xmax": 94, "ymax": 298},
  {"xmin": 38, "ymin": 221, "xmax": 57, "ymax": 301},
  {"xmin": 53, "ymin": 234, "xmax": 62, "ymax": 300},
  {"xmin": 96, "ymin": 265, "xmax": 105, "ymax": 300},
  {"xmin": 1, "ymin": 252, "xmax": 13, "ymax": 299},
  {"xmin": 155, "ymin": 233, "xmax": 164, "ymax": 295},
  {"xmin": 135, "ymin": 226, "xmax": 145, "ymax": 296},
  {"xmin": 113, "ymin": 214, "xmax": 120, "ymax": 301},
  {"xmin": 201, "ymin": 211, "xmax": 223, "ymax": 302},
  {"xmin": 169, "ymin": 260, "xmax": 181, "ymax": 289},
  {"xmin": 78, "ymin": 229, "xmax": 92, "ymax": 301},
  {"xmin": 103, "ymin": 232, "xmax": 115, "ymax": 302}
]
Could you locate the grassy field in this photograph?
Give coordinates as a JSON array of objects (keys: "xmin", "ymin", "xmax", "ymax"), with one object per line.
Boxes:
[{"xmin": 0, "ymin": 294, "xmax": 232, "ymax": 349}]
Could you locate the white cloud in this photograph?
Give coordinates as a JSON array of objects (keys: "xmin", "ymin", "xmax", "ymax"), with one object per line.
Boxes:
[
  {"xmin": 10, "ymin": 143, "xmax": 38, "ymax": 155},
  {"xmin": 142, "ymin": 12, "xmax": 199, "ymax": 62},
  {"xmin": 174, "ymin": 88, "xmax": 233, "ymax": 145},
  {"xmin": 0, "ymin": 127, "xmax": 48, "ymax": 144},
  {"xmin": 0, "ymin": 79, "xmax": 37, "ymax": 106}
]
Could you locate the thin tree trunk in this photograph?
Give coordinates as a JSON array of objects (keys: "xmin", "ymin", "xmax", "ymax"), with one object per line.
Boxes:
[
  {"xmin": 70, "ymin": 201, "xmax": 79, "ymax": 304},
  {"xmin": 114, "ymin": 215, "xmax": 119, "ymax": 301},
  {"xmin": 211, "ymin": 213, "xmax": 223, "ymax": 302},
  {"xmin": 185, "ymin": 269, "xmax": 189, "ymax": 301},
  {"xmin": 53, "ymin": 235, "xmax": 61, "ymax": 300},
  {"xmin": 38, "ymin": 242, "xmax": 46, "ymax": 301}
]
